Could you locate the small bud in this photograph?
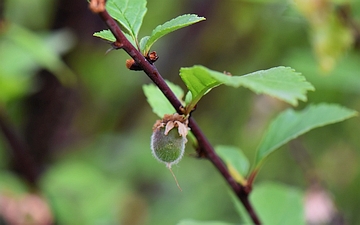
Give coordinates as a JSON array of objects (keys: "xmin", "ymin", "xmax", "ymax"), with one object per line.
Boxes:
[
  {"xmin": 151, "ymin": 114, "xmax": 189, "ymax": 191},
  {"xmin": 147, "ymin": 51, "xmax": 159, "ymax": 64}
]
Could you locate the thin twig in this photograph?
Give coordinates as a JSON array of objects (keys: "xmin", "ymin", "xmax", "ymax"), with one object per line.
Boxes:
[
  {"xmin": 89, "ymin": 1, "xmax": 261, "ymax": 224},
  {"xmin": 0, "ymin": 110, "xmax": 40, "ymax": 185}
]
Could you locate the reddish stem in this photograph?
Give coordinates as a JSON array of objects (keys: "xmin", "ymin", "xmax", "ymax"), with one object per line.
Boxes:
[{"xmin": 247, "ymin": 169, "xmax": 259, "ymax": 189}]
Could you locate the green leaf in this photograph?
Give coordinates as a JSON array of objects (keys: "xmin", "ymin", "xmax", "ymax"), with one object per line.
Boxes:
[
  {"xmin": 225, "ymin": 67, "xmax": 315, "ymax": 106},
  {"xmin": 143, "ymin": 81, "xmax": 184, "ymax": 118},
  {"xmin": 250, "ymin": 182, "xmax": 305, "ymax": 225},
  {"xmin": 177, "ymin": 220, "xmax": 235, "ymax": 225},
  {"xmin": 93, "ymin": 30, "xmax": 116, "ymax": 42},
  {"xmin": 93, "ymin": 29, "xmax": 137, "ymax": 47},
  {"xmin": 139, "ymin": 36, "xmax": 150, "ymax": 53},
  {"xmin": 230, "ymin": 182, "xmax": 305, "ymax": 225},
  {"xmin": 3, "ymin": 23, "xmax": 76, "ymax": 86},
  {"xmin": 140, "ymin": 14, "xmax": 205, "ymax": 54},
  {"xmin": 255, "ymin": 103, "xmax": 358, "ymax": 166},
  {"xmin": 106, "ymin": 0, "xmax": 147, "ymax": 41},
  {"xmin": 179, "ymin": 66, "xmax": 222, "ymax": 113},
  {"xmin": 41, "ymin": 161, "xmax": 127, "ymax": 225},
  {"xmin": 0, "ymin": 40, "xmax": 33, "ymax": 103},
  {"xmin": 0, "ymin": 171, "xmax": 29, "ymax": 195},
  {"xmin": 215, "ymin": 146, "xmax": 249, "ymax": 185},
  {"xmin": 180, "ymin": 65, "xmax": 314, "ymax": 113}
]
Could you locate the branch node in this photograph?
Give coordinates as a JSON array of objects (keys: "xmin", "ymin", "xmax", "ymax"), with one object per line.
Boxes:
[
  {"xmin": 111, "ymin": 41, "xmax": 123, "ymax": 49},
  {"xmin": 195, "ymin": 146, "xmax": 208, "ymax": 159},
  {"xmin": 126, "ymin": 59, "xmax": 143, "ymax": 71},
  {"xmin": 179, "ymin": 106, "xmax": 186, "ymax": 115},
  {"xmin": 125, "ymin": 51, "xmax": 159, "ymax": 71},
  {"xmin": 105, "ymin": 42, "xmax": 123, "ymax": 55},
  {"xmin": 147, "ymin": 51, "xmax": 159, "ymax": 64},
  {"xmin": 89, "ymin": 0, "xmax": 106, "ymax": 13},
  {"xmin": 243, "ymin": 185, "xmax": 252, "ymax": 195}
]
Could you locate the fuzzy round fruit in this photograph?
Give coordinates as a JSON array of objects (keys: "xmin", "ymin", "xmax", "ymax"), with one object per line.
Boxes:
[
  {"xmin": 151, "ymin": 126, "xmax": 186, "ymax": 167},
  {"xmin": 150, "ymin": 114, "xmax": 189, "ymax": 191}
]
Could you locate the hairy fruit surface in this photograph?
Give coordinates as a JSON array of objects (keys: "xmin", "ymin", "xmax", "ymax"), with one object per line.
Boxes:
[{"xmin": 150, "ymin": 114, "xmax": 189, "ymax": 191}]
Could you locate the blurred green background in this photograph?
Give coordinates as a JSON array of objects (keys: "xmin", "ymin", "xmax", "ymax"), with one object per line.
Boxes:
[{"xmin": 0, "ymin": 0, "xmax": 360, "ymax": 224}]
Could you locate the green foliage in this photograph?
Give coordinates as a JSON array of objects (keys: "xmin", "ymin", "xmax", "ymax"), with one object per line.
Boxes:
[
  {"xmin": 40, "ymin": 160, "xmax": 126, "ymax": 225},
  {"xmin": 215, "ymin": 146, "xmax": 249, "ymax": 185},
  {"xmin": 0, "ymin": 171, "xmax": 29, "ymax": 195},
  {"xmin": 144, "ymin": 65, "xmax": 315, "ymax": 116},
  {"xmin": 213, "ymin": 104, "xmax": 357, "ymax": 201},
  {"xmin": 179, "ymin": 66, "xmax": 221, "ymax": 113},
  {"xmin": 94, "ymin": 1, "xmax": 204, "ymax": 53},
  {"xmin": 252, "ymin": 182, "xmax": 305, "ymax": 225},
  {"xmin": 93, "ymin": 30, "xmax": 116, "ymax": 42},
  {"xmin": 255, "ymin": 103, "xmax": 358, "ymax": 167},
  {"xmin": 0, "ymin": 24, "xmax": 76, "ymax": 103},
  {"xmin": 177, "ymin": 220, "xmax": 235, "ymax": 225},
  {"xmin": 7, "ymin": 24, "xmax": 75, "ymax": 84},
  {"xmin": 139, "ymin": 14, "xmax": 205, "ymax": 54},
  {"xmin": 142, "ymin": 39, "xmax": 357, "ymax": 194},
  {"xmin": 180, "ymin": 66, "xmax": 315, "ymax": 114},
  {"xmin": 230, "ymin": 182, "xmax": 304, "ymax": 224},
  {"xmin": 0, "ymin": 37, "xmax": 33, "ymax": 103},
  {"xmin": 234, "ymin": 182, "xmax": 305, "ymax": 225},
  {"xmin": 106, "ymin": 0, "xmax": 147, "ymax": 42},
  {"xmin": 143, "ymin": 81, "xmax": 184, "ymax": 117}
]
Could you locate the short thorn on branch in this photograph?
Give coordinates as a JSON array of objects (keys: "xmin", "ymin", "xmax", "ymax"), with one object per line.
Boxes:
[
  {"xmin": 106, "ymin": 41, "xmax": 124, "ymax": 54},
  {"xmin": 111, "ymin": 41, "xmax": 124, "ymax": 50},
  {"xmin": 89, "ymin": 0, "xmax": 106, "ymax": 13}
]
